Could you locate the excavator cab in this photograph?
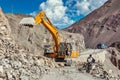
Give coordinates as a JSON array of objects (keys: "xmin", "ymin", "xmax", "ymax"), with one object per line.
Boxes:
[
  {"xmin": 44, "ymin": 42, "xmax": 73, "ymax": 57},
  {"xmin": 58, "ymin": 42, "xmax": 72, "ymax": 57}
]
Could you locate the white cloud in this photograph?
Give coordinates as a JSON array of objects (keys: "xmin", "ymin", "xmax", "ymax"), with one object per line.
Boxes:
[
  {"xmin": 39, "ymin": 0, "xmax": 74, "ymax": 28},
  {"xmin": 30, "ymin": 0, "xmax": 107, "ymax": 28},
  {"xmin": 29, "ymin": 11, "xmax": 37, "ymax": 17},
  {"xmin": 66, "ymin": 0, "xmax": 108, "ymax": 16},
  {"xmin": 75, "ymin": 0, "xmax": 90, "ymax": 15},
  {"xmin": 88, "ymin": 0, "xmax": 108, "ymax": 10}
]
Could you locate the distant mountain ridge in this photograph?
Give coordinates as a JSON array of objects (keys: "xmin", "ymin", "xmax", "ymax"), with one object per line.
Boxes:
[{"xmin": 65, "ymin": 0, "xmax": 120, "ymax": 48}]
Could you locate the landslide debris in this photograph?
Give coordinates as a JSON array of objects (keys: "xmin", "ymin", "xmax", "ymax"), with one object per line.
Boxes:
[
  {"xmin": 77, "ymin": 48, "xmax": 120, "ymax": 80},
  {"xmin": 0, "ymin": 8, "xmax": 59, "ymax": 80},
  {"xmin": 0, "ymin": 38, "xmax": 59, "ymax": 80},
  {"xmin": 6, "ymin": 13, "xmax": 85, "ymax": 55}
]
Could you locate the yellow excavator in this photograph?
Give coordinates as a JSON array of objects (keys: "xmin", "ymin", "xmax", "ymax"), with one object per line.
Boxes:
[{"xmin": 20, "ymin": 11, "xmax": 79, "ymax": 65}]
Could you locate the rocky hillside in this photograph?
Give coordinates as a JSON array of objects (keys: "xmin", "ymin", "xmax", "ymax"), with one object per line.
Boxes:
[
  {"xmin": 5, "ymin": 12, "xmax": 85, "ymax": 55},
  {"xmin": 0, "ymin": 8, "xmax": 11, "ymax": 39},
  {"xmin": 0, "ymin": 7, "xmax": 120, "ymax": 80},
  {"xmin": 65, "ymin": 0, "xmax": 120, "ymax": 48},
  {"xmin": 0, "ymin": 7, "xmax": 86, "ymax": 80}
]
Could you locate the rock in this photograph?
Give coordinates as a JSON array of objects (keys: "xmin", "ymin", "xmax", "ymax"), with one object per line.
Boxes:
[
  {"xmin": 58, "ymin": 63, "xmax": 64, "ymax": 67},
  {"xmin": 108, "ymin": 69, "xmax": 113, "ymax": 74},
  {"xmin": 0, "ymin": 73, "xmax": 5, "ymax": 80},
  {"xmin": 6, "ymin": 72, "xmax": 13, "ymax": 80},
  {"xmin": 34, "ymin": 59, "xmax": 44, "ymax": 66},
  {"xmin": 11, "ymin": 61, "xmax": 22, "ymax": 69},
  {"xmin": 19, "ymin": 69, "xmax": 29, "ymax": 80},
  {"xmin": 0, "ymin": 78, "xmax": 3, "ymax": 80},
  {"xmin": 0, "ymin": 65, "xmax": 3, "ymax": 74},
  {"xmin": 20, "ymin": 75, "xmax": 29, "ymax": 80},
  {"xmin": 0, "ymin": 54, "xmax": 5, "ymax": 59}
]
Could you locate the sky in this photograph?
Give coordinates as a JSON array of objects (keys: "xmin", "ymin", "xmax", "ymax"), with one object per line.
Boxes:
[{"xmin": 0, "ymin": 0, "xmax": 107, "ymax": 29}]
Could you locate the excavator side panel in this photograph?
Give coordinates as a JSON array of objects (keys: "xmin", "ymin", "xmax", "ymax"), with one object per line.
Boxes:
[{"xmin": 70, "ymin": 51, "xmax": 79, "ymax": 58}]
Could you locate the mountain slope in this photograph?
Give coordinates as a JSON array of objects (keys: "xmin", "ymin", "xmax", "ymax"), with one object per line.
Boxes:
[
  {"xmin": 65, "ymin": 0, "xmax": 120, "ymax": 48},
  {"xmin": 5, "ymin": 12, "xmax": 85, "ymax": 55}
]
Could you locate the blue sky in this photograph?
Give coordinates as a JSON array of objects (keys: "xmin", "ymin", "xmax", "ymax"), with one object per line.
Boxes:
[
  {"xmin": 0, "ymin": 0, "xmax": 44, "ymax": 13},
  {"xmin": 0, "ymin": 0, "xmax": 107, "ymax": 29}
]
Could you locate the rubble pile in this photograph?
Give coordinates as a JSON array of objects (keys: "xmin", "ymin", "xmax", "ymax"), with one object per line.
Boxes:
[
  {"xmin": 91, "ymin": 63, "xmax": 120, "ymax": 80},
  {"xmin": 0, "ymin": 7, "xmax": 61, "ymax": 80},
  {"xmin": 76, "ymin": 48, "xmax": 120, "ymax": 80},
  {"xmin": 78, "ymin": 62, "xmax": 120, "ymax": 80},
  {"xmin": 0, "ymin": 38, "xmax": 59, "ymax": 80},
  {"xmin": 107, "ymin": 47, "xmax": 120, "ymax": 70}
]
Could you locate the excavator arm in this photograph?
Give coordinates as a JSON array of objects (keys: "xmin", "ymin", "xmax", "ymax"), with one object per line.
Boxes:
[
  {"xmin": 19, "ymin": 11, "xmax": 79, "ymax": 59},
  {"xmin": 35, "ymin": 11, "xmax": 60, "ymax": 56}
]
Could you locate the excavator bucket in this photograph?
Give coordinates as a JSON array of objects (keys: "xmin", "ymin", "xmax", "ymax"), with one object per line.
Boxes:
[{"xmin": 19, "ymin": 17, "xmax": 35, "ymax": 27}]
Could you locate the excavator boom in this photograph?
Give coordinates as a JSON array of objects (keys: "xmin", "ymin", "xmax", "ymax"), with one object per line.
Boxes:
[
  {"xmin": 35, "ymin": 11, "xmax": 60, "ymax": 56},
  {"xmin": 19, "ymin": 11, "xmax": 78, "ymax": 59},
  {"xmin": 20, "ymin": 11, "xmax": 60, "ymax": 57}
]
